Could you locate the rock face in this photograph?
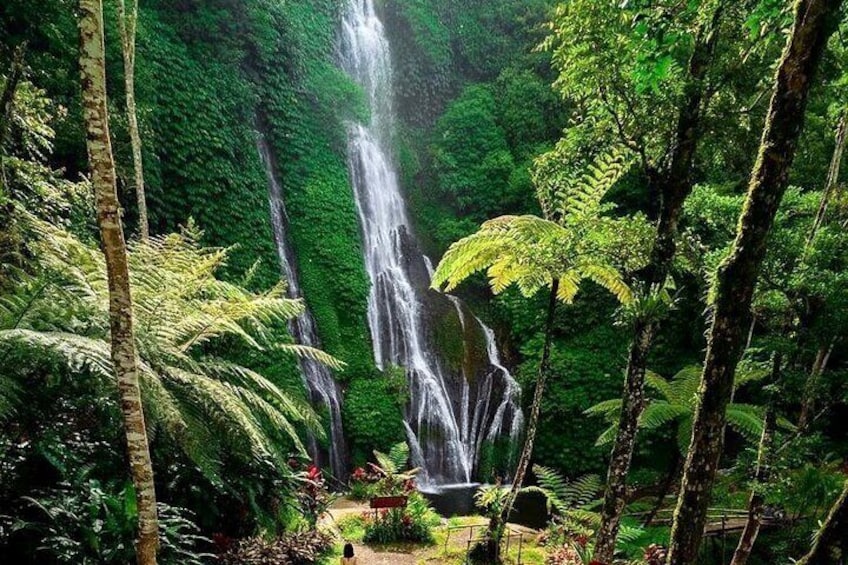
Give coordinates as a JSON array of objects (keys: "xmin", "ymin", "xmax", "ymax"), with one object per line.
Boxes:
[{"xmin": 340, "ymin": 0, "xmax": 523, "ymax": 486}]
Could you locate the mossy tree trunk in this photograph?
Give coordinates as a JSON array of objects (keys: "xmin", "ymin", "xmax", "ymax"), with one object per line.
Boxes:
[
  {"xmin": 117, "ymin": 0, "xmax": 148, "ymax": 241},
  {"xmin": 667, "ymin": 2, "xmax": 841, "ymax": 563},
  {"xmin": 592, "ymin": 8, "xmax": 723, "ymax": 562},
  {"xmin": 79, "ymin": 1, "xmax": 159, "ymax": 562},
  {"xmin": 500, "ymin": 279, "xmax": 560, "ymax": 524},
  {"xmin": 797, "ymin": 479, "xmax": 848, "ymax": 565},
  {"xmin": 0, "ymin": 42, "xmax": 26, "ymax": 192}
]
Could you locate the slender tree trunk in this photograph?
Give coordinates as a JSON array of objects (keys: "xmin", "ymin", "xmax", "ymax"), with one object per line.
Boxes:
[
  {"xmin": 644, "ymin": 450, "xmax": 682, "ymax": 527},
  {"xmin": 797, "ymin": 479, "xmax": 848, "ymax": 565},
  {"xmin": 500, "ymin": 279, "xmax": 560, "ymax": 524},
  {"xmin": 593, "ymin": 318, "xmax": 653, "ymax": 561},
  {"xmin": 592, "ymin": 8, "xmax": 723, "ymax": 562},
  {"xmin": 117, "ymin": 0, "xmax": 148, "ymax": 241},
  {"xmin": 666, "ymin": 2, "xmax": 840, "ymax": 563},
  {"xmin": 730, "ymin": 354, "xmax": 781, "ymax": 565},
  {"xmin": 798, "ymin": 341, "xmax": 833, "ymax": 429},
  {"xmin": 0, "ymin": 42, "xmax": 27, "ymax": 192},
  {"xmin": 807, "ymin": 110, "xmax": 847, "ymax": 246},
  {"xmin": 79, "ymin": 1, "xmax": 158, "ymax": 563}
]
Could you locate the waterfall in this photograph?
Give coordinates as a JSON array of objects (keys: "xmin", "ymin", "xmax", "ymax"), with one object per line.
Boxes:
[
  {"xmin": 258, "ymin": 136, "xmax": 347, "ymax": 480},
  {"xmin": 340, "ymin": 0, "xmax": 523, "ymax": 485}
]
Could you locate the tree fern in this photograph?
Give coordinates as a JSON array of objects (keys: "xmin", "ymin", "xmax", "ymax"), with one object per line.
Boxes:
[
  {"xmin": 586, "ymin": 364, "xmax": 791, "ymax": 453},
  {"xmin": 0, "ymin": 220, "xmax": 342, "ymax": 487},
  {"xmin": 522, "ymin": 465, "xmax": 600, "ymax": 517},
  {"xmin": 372, "ymin": 442, "xmax": 416, "ymax": 479},
  {"xmin": 432, "ymin": 146, "xmax": 652, "ymax": 305}
]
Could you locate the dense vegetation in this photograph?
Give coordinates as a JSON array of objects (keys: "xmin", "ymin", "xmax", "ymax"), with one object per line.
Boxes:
[{"xmin": 1, "ymin": 0, "xmax": 847, "ymax": 564}]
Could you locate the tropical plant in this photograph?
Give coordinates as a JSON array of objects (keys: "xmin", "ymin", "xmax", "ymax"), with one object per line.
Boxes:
[
  {"xmin": 361, "ymin": 492, "xmax": 439, "ymax": 544},
  {"xmin": 524, "ymin": 465, "xmax": 646, "ymax": 562},
  {"xmin": 0, "ymin": 215, "xmax": 340, "ymax": 487},
  {"xmin": 1, "ymin": 478, "xmax": 212, "ymax": 565},
  {"xmin": 585, "ymin": 365, "xmax": 784, "ymax": 453},
  {"xmin": 368, "ymin": 442, "xmax": 419, "ymax": 495},
  {"xmin": 218, "ymin": 530, "xmax": 334, "ymax": 565},
  {"xmin": 469, "ymin": 482, "xmax": 511, "ymax": 564},
  {"xmin": 432, "ymin": 147, "xmax": 654, "ymax": 544}
]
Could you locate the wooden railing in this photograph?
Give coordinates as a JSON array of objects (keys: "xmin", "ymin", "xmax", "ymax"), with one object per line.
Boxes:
[{"xmin": 444, "ymin": 523, "xmax": 526, "ymax": 564}]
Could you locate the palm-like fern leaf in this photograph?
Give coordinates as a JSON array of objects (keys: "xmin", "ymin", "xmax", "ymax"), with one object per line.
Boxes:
[
  {"xmin": 431, "ymin": 146, "xmax": 649, "ymax": 307},
  {"xmin": 0, "ymin": 221, "xmax": 337, "ymax": 487}
]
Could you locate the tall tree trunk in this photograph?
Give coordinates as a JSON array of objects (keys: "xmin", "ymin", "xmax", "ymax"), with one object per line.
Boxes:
[
  {"xmin": 0, "ymin": 42, "xmax": 27, "ymax": 192},
  {"xmin": 807, "ymin": 110, "xmax": 847, "ymax": 246},
  {"xmin": 797, "ymin": 114, "xmax": 845, "ymax": 428},
  {"xmin": 592, "ymin": 8, "xmax": 723, "ymax": 562},
  {"xmin": 798, "ymin": 341, "xmax": 833, "ymax": 429},
  {"xmin": 79, "ymin": 1, "xmax": 159, "ymax": 563},
  {"xmin": 666, "ymin": 2, "xmax": 840, "ymax": 563},
  {"xmin": 797, "ymin": 479, "xmax": 848, "ymax": 565},
  {"xmin": 500, "ymin": 279, "xmax": 560, "ymax": 524},
  {"xmin": 730, "ymin": 354, "xmax": 781, "ymax": 565},
  {"xmin": 117, "ymin": 0, "xmax": 148, "ymax": 241}
]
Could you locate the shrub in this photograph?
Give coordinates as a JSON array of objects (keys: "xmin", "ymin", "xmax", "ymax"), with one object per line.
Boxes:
[
  {"xmin": 293, "ymin": 463, "xmax": 335, "ymax": 529},
  {"xmin": 0, "ymin": 478, "xmax": 211, "ymax": 565},
  {"xmin": 347, "ymin": 470, "xmax": 379, "ymax": 502},
  {"xmin": 217, "ymin": 530, "xmax": 333, "ymax": 565},
  {"xmin": 361, "ymin": 493, "xmax": 440, "ymax": 544}
]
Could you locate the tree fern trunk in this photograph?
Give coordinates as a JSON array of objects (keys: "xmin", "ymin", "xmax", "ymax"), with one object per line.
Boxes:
[
  {"xmin": 667, "ymin": 2, "xmax": 839, "ymax": 563},
  {"xmin": 117, "ymin": 0, "xmax": 148, "ymax": 241},
  {"xmin": 730, "ymin": 354, "xmax": 780, "ymax": 565},
  {"xmin": 797, "ymin": 479, "xmax": 848, "ymax": 564},
  {"xmin": 593, "ymin": 318, "xmax": 653, "ymax": 562},
  {"xmin": 592, "ymin": 8, "xmax": 722, "ymax": 563},
  {"xmin": 79, "ymin": 1, "xmax": 159, "ymax": 562},
  {"xmin": 500, "ymin": 279, "xmax": 559, "ymax": 524}
]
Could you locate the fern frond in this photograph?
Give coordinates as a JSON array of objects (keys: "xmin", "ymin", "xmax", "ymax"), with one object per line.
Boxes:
[
  {"xmin": 594, "ymin": 424, "xmax": 619, "ymax": 447},
  {"xmin": 668, "ymin": 366, "xmax": 703, "ymax": 406},
  {"xmin": 276, "ymin": 344, "xmax": 346, "ymax": 371},
  {"xmin": 726, "ymin": 404, "xmax": 765, "ymax": 443},
  {"xmin": 638, "ymin": 401, "xmax": 689, "ymax": 430},
  {"xmin": 584, "ymin": 398, "xmax": 622, "ymax": 419},
  {"xmin": 644, "ymin": 370, "xmax": 674, "ymax": 400}
]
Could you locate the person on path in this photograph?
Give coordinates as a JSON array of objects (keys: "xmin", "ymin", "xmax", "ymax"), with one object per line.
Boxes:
[{"xmin": 341, "ymin": 542, "xmax": 357, "ymax": 565}]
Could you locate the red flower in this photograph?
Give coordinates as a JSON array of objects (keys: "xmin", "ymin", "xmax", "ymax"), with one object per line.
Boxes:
[
  {"xmin": 307, "ymin": 464, "xmax": 322, "ymax": 481},
  {"xmin": 574, "ymin": 534, "xmax": 589, "ymax": 548}
]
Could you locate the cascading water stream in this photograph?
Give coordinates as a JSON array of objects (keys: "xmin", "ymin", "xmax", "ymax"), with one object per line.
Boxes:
[
  {"xmin": 340, "ymin": 0, "xmax": 523, "ymax": 486},
  {"xmin": 258, "ymin": 137, "xmax": 347, "ymax": 480}
]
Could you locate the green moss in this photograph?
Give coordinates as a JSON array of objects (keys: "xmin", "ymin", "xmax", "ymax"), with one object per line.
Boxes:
[{"xmin": 343, "ymin": 377, "xmax": 407, "ymax": 466}]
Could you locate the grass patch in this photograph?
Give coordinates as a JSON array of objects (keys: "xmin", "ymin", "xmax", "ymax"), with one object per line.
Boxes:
[{"xmin": 337, "ymin": 514, "xmax": 367, "ymax": 542}]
